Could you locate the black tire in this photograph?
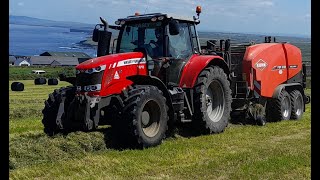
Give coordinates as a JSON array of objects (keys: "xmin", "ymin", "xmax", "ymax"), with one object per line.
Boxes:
[
  {"xmin": 42, "ymin": 86, "xmax": 75, "ymax": 136},
  {"xmin": 114, "ymin": 85, "xmax": 169, "ymax": 148},
  {"xmin": 290, "ymin": 90, "xmax": 304, "ymax": 120},
  {"xmin": 34, "ymin": 78, "xmax": 47, "ymax": 85},
  {"xmin": 193, "ymin": 66, "xmax": 232, "ymax": 134},
  {"xmin": 266, "ymin": 89, "xmax": 291, "ymax": 121},
  {"xmin": 48, "ymin": 78, "xmax": 59, "ymax": 85},
  {"xmin": 11, "ymin": 82, "xmax": 24, "ymax": 91}
]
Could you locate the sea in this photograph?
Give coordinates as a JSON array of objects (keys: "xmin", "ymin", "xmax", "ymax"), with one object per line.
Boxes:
[
  {"xmin": 9, "ymin": 24, "xmax": 97, "ymax": 57},
  {"xmin": 9, "ymin": 24, "xmax": 311, "ymax": 62}
]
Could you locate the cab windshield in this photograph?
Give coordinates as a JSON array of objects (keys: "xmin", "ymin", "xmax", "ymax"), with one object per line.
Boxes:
[{"xmin": 118, "ymin": 21, "xmax": 164, "ymax": 58}]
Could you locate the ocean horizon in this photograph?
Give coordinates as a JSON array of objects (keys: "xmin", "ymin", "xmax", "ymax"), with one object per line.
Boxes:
[{"xmin": 9, "ymin": 23, "xmax": 311, "ymax": 62}]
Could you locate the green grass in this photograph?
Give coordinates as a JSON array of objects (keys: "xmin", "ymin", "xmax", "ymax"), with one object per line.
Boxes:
[
  {"xmin": 9, "ymin": 81, "xmax": 311, "ymax": 179},
  {"xmin": 9, "ymin": 66, "xmax": 76, "ymax": 80},
  {"xmin": 9, "ymin": 80, "xmax": 71, "ymax": 120}
]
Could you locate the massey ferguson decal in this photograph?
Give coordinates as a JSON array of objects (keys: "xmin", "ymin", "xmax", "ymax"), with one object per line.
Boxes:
[
  {"xmin": 255, "ymin": 59, "xmax": 268, "ymax": 71},
  {"xmin": 117, "ymin": 58, "xmax": 146, "ymax": 67}
]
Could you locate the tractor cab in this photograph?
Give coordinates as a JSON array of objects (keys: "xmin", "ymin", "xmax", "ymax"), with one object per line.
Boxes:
[{"xmin": 92, "ymin": 9, "xmax": 202, "ymax": 86}]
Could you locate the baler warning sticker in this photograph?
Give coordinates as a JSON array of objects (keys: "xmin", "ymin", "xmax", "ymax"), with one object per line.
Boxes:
[
  {"xmin": 114, "ymin": 71, "xmax": 120, "ymax": 79},
  {"xmin": 255, "ymin": 59, "xmax": 268, "ymax": 71}
]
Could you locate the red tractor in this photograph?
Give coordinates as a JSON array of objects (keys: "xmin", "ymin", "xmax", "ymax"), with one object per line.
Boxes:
[{"xmin": 42, "ymin": 6, "xmax": 310, "ymax": 148}]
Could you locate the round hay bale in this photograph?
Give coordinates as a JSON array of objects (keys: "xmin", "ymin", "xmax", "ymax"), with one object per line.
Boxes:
[
  {"xmin": 34, "ymin": 78, "xmax": 47, "ymax": 85},
  {"xmin": 48, "ymin": 78, "xmax": 58, "ymax": 85},
  {"xmin": 11, "ymin": 82, "xmax": 24, "ymax": 91}
]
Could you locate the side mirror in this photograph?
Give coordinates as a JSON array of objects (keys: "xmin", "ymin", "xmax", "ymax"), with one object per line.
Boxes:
[
  {"xmin": 92, "ymin": 28, "xmax": 99, "ymax": 42},
  {"xmin": 97, "ymin": 31, "xmax": 112, "ymax": 57},
  {"xmin": 225, "ymin": 39, "xmax": 230, "ymax": 52},
  {"xmin": 169, "ymin": 20, "xmax": 179, "ymax": 35}
]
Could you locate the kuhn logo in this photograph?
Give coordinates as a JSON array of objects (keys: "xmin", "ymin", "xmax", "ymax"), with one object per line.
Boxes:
[{"xmin": 255, "ymin": 59, "xmax": 268, "ymax": 71}]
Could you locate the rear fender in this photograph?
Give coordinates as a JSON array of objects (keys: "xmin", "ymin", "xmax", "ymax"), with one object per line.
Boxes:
[
  {"xmin": 272, "ymin": 83, "xmax": 303, "ymax": 99},
  {"xmin": 272, "ymin": 83, "xmax": 308, "ymax": 111},
  {"xmin": 179, "ymin": 55, "xmax": 229, "ymax": 88}
]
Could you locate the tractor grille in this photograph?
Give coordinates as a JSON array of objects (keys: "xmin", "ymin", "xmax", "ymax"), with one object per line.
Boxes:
[{"xmin": 76, "ymin": 71, "xmax": 104, "ymax": 87}]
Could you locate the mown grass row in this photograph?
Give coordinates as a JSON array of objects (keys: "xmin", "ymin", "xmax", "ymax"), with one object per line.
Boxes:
[
  {"xmin": 9, "ymin": 80, "xmax": 311, "ymax": 179},
  {"xmin": 9, "ymin": 114, "xmax": 311, "ymax": 179},
  {"xmin": 9, "ymin": 80, "xmax": 71, "ymax": 120}
]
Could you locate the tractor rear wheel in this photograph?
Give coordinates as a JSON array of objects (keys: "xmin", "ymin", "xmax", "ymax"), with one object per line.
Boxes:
[
  {"xmin": 114, "ymin": 85, "xmax": 169, "ymax": 148},
  {"xmin": 42, "ymin": 86, "xmax": 75, "ymax": 136},
  {"xmin": 266, "ymin": 89, "xmax": 291, "ymax": 121},
  {"xmin": 193, "ymin": 66, "xmax": 232, "ymax": 134},
  {"xmin": 290, "ymin": 90, "xmax": 304, "ymax": 120}
]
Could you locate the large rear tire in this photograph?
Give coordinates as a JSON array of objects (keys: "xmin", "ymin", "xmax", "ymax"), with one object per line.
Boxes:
[
  {"xmin": 290, "ymin": 90, "xmax": 304, "ymax": 120},
  {"xmin": 193, "ymin": 66, "xmax": 232, "ymax": 134},
  {"xmin": 114, "ymin": 85, "xmax": 169, "ymax": 148},
  {"xmin": 266, "ymin": 89, "xmax": 291, "ymax": 121},
  {"xmin": 42, "ymin": 87, "xmax": 75, "ymax": 136}
]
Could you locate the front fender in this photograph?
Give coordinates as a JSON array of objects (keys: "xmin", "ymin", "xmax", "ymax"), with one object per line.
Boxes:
[{"xmin": 179, "ymin": 54, "xmax": 226, "ymax": 88}]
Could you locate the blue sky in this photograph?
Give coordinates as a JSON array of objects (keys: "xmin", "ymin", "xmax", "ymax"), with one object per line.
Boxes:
[{"xmin": 9, "ymin": 0, "xmax": 310, "ymax": 37}]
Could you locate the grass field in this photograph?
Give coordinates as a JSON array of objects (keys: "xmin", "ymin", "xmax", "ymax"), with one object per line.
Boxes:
[
  {"xmin": 9, "ymin": 80, "xmax": 311, "ymax": 179},
  {"xmin": 9, "ymin": 66, "xmax": 75, "ymax": 81}
]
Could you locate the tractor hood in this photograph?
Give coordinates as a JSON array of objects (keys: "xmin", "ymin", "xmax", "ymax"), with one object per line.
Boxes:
[{"xmin": 76, "ymin": 52, "xmax": 145, "ymax": 70}]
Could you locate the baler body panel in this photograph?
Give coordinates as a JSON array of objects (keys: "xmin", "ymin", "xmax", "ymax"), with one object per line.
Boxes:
[{"xmin": 243, "ymin": 43, "xmax": 302, "ymax": 97}]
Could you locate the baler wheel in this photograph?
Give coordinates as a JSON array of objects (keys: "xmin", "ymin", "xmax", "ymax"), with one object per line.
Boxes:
[
  {"xmin": 114, "ymin": 85, "xmax": 169, "ymax": 148},
  {"xmin": 266, "ymin": 89, "xmax": 292, "ymax": 121},
  {"xmin": 290, "ymin": 90, "xmax": 304, "ymax": 120},
  {"xmin": 193, "ymin": 66, "xmax": 232, "ymax": 134}
]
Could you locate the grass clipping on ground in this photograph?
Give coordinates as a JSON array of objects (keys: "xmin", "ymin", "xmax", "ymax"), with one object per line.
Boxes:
[{"xmin": 9, "ymin": 80, "xmax": 311, "ymax": 179}]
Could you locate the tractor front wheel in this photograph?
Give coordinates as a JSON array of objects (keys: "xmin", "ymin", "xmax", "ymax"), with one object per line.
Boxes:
[
  {"xmin": 42, "ymin": 87, "xmax": 75, "ymax": 136},
  {"xmin": 114, "ymin": 85, "xmax": 169, "ymax": 148}
]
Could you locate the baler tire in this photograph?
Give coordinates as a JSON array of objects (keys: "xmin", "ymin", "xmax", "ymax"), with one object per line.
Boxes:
[
  {"xmin": 114, "ymin": 85, "xmax": 169, "ymax": 148},
  {"xmin": 290, "ymin": 90, "xmax": 304, "ymax": 120},
  {"xmin": 266, "ymin": 89, "xmax": 292, "ymax": 121},
  {"xmin": 11, "ymin": 82, "xmax": 24, "ymax": 91},
  {"xmin": 42, "ymin": 87, "xmax": 75, "ymax": 136},
  {"xmin": 192, "ymin": 66, "xmax": 232, "ymax": 134},
  {"xmin": 34, "ymin": 78, "xmax": 47, "ymax": 85}
]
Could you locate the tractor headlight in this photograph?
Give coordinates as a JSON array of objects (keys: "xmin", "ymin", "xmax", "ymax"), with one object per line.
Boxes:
[
  {"xmin": 84, "ymin": 65, "xmax": 106, "ymax": 74},
  {"xmin": 83, "ymin": 84, "xmax": 101, "ymax": 92},
  {"xmin": 157, "ymin": 16, "xmax": 164, "ymax": 20},
  {"xmin": 87, "ymin": 69, "xmax": 93, "ymax": 74},
  {"xmin": 95, "ymin": 66, "xmax": 101, "ymax": 71}
]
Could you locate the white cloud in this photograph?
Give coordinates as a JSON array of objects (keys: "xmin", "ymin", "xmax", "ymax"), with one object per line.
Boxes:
[{"xmin": 17, "ymin": 2, "xmax": 24, "ymax": 6}]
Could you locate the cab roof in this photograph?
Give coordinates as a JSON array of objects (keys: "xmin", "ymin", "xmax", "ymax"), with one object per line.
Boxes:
[{"xmin": 117, "ymin": 13, "xmax": 196, "ymax": 23}]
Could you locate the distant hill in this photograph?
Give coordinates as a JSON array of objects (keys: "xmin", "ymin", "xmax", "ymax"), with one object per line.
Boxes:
[{"xmin": 9, "ymin": 15, "xmax": 94, "ymax": 29}]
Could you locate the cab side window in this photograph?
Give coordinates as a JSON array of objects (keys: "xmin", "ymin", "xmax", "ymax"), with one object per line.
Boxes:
[
  {"xmin": 189, "ymin": 24, "xmax": 200, "ymax": 53},
  {"xmin": 167, "ymin": 22, "xmax": 193, "ymax": 59}
]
